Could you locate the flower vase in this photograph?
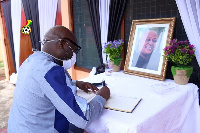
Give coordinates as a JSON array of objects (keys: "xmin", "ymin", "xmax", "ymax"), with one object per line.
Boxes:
[
  {"xmin": 109, "ymin": 58, "xmax": 122, "ymax": 72},
  {"xmin": 171, "ymin": 66, "xmax": 193, "ymax": 85}
]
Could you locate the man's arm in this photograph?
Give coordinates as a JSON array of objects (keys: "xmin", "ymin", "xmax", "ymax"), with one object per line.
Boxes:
[
  {"xmin": 84, "ymin": 86, "xmax": 110, "ymax": 123},
  {"xmin": 42, "ymin": 66, "xmax": 109, "ymax": 129}
]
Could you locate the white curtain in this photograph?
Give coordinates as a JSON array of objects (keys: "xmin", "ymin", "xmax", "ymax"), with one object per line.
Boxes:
[
  {"xmin": 176, "ymin": 0, "xmax": 200, "ymax": 66},
  {"xmin": 11, "ymin": 0, "xmax": 21, "ymax": 72},
  {"xmin": 38, "ymin": 0, "xmax": 58, "ymax": 48},
  {"xmin": 99, "ymin": 0, "xmax": 110, "ymax": 63}
]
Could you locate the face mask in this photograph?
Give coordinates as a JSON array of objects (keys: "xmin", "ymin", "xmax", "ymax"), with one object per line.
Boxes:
[{"xmin": 63, "ymin": 52, "xmax": 76, "ymax": 69}]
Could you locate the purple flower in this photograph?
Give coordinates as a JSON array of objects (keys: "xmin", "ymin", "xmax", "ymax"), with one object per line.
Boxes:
[
  {"xmin": 168, "ymin": 45, "xmax": 173, "ymax": 50},
  {"xmin": 108, "ymin": 41, "xmax": 113, "ymax": 44},
  {"xmin": 188, "ymin": 50, "xmax": 194, "ymax": 55},
  {"xmin": 184, "ymin": 40, "xmax": 189, "ymax": 44},
  {"xmin": 163, "ymin": 39, "xmax": 195, "ymax": 66},
  {"xmin": 166, "ymin": 51, "xmax": 170, "ymax": 55},
  {"xmin": 113, "ymin": 40, "xmax": 118, "ymax": 44},
  {"xmin": 103, "ymin": 39, "xmax": 124, "ymax": 59},
  {"xmin": 189, "ymin": 44, "xmax": 194, "ymax": 50},
  {"xmin": 171, "ymin": 39, "xmax": 177, "ymax": 43},
  {"xmin": 119, "ymin": 39, "xmax": 124, "ymax": 43},
  {"xmin": 171, "ymin": 48, "xmax": 175, "ymax": 53},
  {"xmin": 116, "ymin": 42, "xmax": 121, "ymax": 45},
  {"xmin": 163, "ymin": 46, "xmax": 169, "ymax": 51},
  {"xmin": 104, "ymin": 42, "xmax": 108, "ymax": 48},
  {"xmin": 181, "ymin": 48, "xmax": 186, "ymax": 53}
]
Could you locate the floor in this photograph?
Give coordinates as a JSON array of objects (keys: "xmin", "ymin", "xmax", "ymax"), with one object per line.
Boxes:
[
  {"xmin": 0, "ymin": 67, "xmax": 5, "ymax": 81},
  {"xmin": 0, "ymin": 68, "xmax": 15, "ymax": 133}
]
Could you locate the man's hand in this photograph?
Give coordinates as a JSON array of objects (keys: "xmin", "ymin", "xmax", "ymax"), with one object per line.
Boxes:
[
  {"xmin": 76, "ymin": 81, "xmax": 99, "ymax": 94},
  {"xmin": 96, "ymin": 86, "xmax": 110, "ymax": 101}
]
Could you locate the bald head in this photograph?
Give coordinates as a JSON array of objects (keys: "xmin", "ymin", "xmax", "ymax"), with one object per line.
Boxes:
[
  {"xmin": 41, "ymin": 26, "xmax": 78, "ymax": 65},
  {"xmin": 43, "ymin": 25, "xmax": 77, "ymax": 43},
  {"xmin": 42, "ymin": 26, "xmax": 77, "ymax": 52}
]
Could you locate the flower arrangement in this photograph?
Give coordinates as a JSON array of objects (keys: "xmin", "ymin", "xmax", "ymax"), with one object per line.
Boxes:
[
  {"xmin": 104, "ymin": 39, "xmax": 124, "ymax": 65},
  {"xmin": 163, "ymin": 39, "xmax": 195, "ymax": 66}
]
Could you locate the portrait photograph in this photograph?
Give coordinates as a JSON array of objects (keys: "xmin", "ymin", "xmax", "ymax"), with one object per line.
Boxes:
[{"xmin": 124, "ymin": 17, "xmax": 176, "ymax": 81}]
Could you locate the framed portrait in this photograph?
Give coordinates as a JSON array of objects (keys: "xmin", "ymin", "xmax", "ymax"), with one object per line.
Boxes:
[{"xmin": 124, "ymin": 17, "xmax": 176, "ymax": 81}]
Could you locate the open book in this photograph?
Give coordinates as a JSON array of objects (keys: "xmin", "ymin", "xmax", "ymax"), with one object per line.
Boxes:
[{"xmin": 77, "ymin": 90, "xmax": 142, "ymax": 113}]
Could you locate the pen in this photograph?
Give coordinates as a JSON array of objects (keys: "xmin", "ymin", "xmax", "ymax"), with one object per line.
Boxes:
[{"xmin": 102, "ymin": 80, "xmax": 106, "ymax": 86}]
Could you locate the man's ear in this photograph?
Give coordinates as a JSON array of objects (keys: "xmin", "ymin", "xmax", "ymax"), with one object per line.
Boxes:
[{"xmin": 57, "ymin": 40, "xmax": 65, "ymax": 49}]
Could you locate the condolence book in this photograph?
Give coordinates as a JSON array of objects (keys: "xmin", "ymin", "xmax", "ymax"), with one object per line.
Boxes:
[{"xmin": 77, "ymin": 90, "xmax": 142, "ymax": 113}]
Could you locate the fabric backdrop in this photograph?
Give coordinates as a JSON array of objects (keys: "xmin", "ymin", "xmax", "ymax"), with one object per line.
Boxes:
[
  {"xmin": 22, "ymin": 0, "xmax": 41, "ymax": 51},
  {"xmin": 176, "ymin": 0, "xmax": 200, "ymax": 67},
  {"xmin": 87, "ymin": 0, "xmax": 103, "ymax": 64},
  {"xmin": 99, "ymin": 0, "xmax": 110, "ymax": 63},
  {"xmin": 11, "ymin": 0, "xmax": 21, "ymax": 72},
  {"xmin": 38, "ymin": 0, "xmax": 58, "ymax": 50},
  {"xmin": 2, "ymin": 0, "xmax": 16, "ymax": 72},
  {"xmin": 107, "ymin": 0, "xmax": 127, "ymax": 41}
]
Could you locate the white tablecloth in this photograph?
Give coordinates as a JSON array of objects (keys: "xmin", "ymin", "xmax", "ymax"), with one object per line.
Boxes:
[{"xmin": 80, "ymin": 71, "xmax": 200, "ymax": 133}]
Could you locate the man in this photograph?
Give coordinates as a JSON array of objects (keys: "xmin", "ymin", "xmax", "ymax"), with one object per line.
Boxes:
[
  {"xmin": 132, "ymin": 29, "xmax": 160, "ymax": 71},
  {"xmin": 8, "ymin": 26, "xmax": 110, "ymax": 133}
]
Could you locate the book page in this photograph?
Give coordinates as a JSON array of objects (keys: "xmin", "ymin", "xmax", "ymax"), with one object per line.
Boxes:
[
  {"xmin": 104, "ymin": 95, "xmax": 142, "ymax": 113},
  {"xmin": 77, "ymin": 90, "xmax": 142, "ymax": 113},
  {"xmin": 77, "ymin": 89, "xmax": 96, "ymax": 102}
]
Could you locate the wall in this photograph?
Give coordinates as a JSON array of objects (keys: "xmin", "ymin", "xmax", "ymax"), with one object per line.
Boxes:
[
  {"xmin": 61, "ymin": 0, "xmax": 90, "ymax": 80},
  {"xmin": 0, "ymin": 42, "xmax": 3, "ymax": 61}
]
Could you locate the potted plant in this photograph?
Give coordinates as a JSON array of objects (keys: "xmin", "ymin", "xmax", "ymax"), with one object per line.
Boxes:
[
  {"xmin": 104, "ymin": 39, "xmax": 124, "ymax": 72},
  {"xmin": 163, "ymin": 39, "xmax": 195, "ymax": 84}
]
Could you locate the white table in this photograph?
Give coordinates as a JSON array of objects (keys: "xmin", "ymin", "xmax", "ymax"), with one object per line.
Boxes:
[{"xmin": 79, "ymin": 71, "xmax": 200, "ymax": 133}]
